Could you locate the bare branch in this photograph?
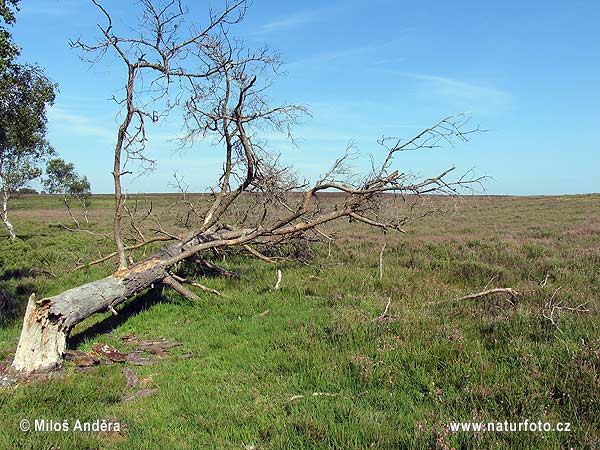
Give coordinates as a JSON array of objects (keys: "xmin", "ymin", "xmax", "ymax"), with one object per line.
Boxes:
[
  {"xmin": 460, "ymin": 288, "xmax": 520, "ymax": 302},
  {"xmin": 162, "ymin": 275, "xmax": 201, "ymax": 301},
  {"xmin": 169, "ymin": 273, "xmax": 222, "ymax": 296}
]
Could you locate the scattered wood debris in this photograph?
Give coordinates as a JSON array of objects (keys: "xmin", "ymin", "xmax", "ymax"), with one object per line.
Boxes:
[
  {"xmin": 61, "ymin": 335, "xmax": 184, "ymax": 370},
  {"xmin": 136, "ymin": 336, "xmax": 182, "ymax": 356},
  {"xmin": 121, "ymin": 388, "xmax": 158, "ymax": 403},
  {"xmin": 92, "ymin": 344, "xmax": 129, "ymax": 363},
  {"xmin": 1, "ymin": 334, "xmax": 184, "ymax": 387},
  {"xmin": 126, "ymin": 351, "xmax": 156, "ymax": 366},
  {"xmin": 120, "ymin": 366, "xmax": 158, "ymax": 403},
  {"xmin": 120, "ymin": 332, "xmax": 138, "ymax": 344},
  {"xmin": 65, "ymin": 350, "xmax": 100, "ymax": 367},
  {"xmin": 122, "ymin": 367, "xmax": 139, "ymax": 389}
]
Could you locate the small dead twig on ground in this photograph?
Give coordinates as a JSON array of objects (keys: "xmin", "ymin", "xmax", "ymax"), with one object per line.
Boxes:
[
  {"xmin": 273, "ymin": 269, "xmax": 282, "ymax": 290},
  {"xmin": 483, "ymin": 275, "xmax": 497, "ymax": 291},
  {"xmin": 379, "ymin": 243, "xmax": 386, "ymax": 281},
  {"xmin": 460, "ymin": 288, "xmax": 520, "ymax": 305},
  {"xmin": 543, "ymin": 287, "xmax": 589, "ymax": 333},
  {"xmin": 374, "ymin": 298, "xmax": 398, "ymax": 322},
  {"xmin": 540, "ymin": 273, "xmax": 550, "ymax": 287}
]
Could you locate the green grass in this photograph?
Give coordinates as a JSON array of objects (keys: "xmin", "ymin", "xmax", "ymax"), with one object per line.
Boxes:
[{"xmin": 0, "ymin": 194, "xmax": 599, "ymax": 449}]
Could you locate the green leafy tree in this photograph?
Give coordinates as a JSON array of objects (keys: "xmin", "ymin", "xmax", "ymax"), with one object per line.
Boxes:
[
  {"xmin": 44, "ymin": 158, "xmax": 92, "ymax": 226},
  {"xmin": 0, "ymin": 0, "xmax": 19, "ymax": 70},
  {"xmin": 0, "ymin": 0, "xmax": 57, "ymax": 240}
]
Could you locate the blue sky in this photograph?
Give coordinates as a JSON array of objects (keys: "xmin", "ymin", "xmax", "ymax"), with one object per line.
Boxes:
[{"xmin": 11, "ymin": 0, "xmax": 600, "ymax": 195}]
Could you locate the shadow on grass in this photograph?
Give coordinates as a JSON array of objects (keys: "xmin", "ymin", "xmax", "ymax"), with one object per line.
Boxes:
[
  {"xmin": 69, "ymin": 288, "xmax": 166, "ymax": 348},
  {"xmin": 0, "ymin": 281, "xmax": 36, "ymax": 328},
  {"xmin": 0, "ymin": 268, "xmax": 38, "ymax": 281}
]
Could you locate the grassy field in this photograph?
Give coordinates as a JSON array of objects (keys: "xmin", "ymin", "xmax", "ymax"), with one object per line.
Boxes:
[{"xmin": 0, "ymin": 193, "xmax": 599, "ymax": 449}]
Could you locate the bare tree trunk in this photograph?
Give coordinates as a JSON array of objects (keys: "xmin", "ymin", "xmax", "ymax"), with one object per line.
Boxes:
[
  {"xmin": 64, "ymin": 195, "xmax": 80, "ymax": 228},
  {"xmin": 76, "ymin": 194, "xmax": 90, "ymax": 224},
  {"xmin": 112, "ymin": 67, "xmax": 136, "ymax": 270},
  {"xmin": 1, "ymin": 187, "xmax": 16, "ymax": 241},
  {"xmin": 82, "ymin": 202, "xmax": 90, "ymax": 224}
]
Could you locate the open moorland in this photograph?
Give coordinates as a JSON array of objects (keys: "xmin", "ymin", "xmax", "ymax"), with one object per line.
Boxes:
[{"xmin": 0, "ymin": 193, "xmax": 599, "ymax": 449}]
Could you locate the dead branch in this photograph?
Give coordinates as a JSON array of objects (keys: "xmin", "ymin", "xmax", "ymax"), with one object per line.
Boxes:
[
  {"xmin": 59, "ymin": 223, "xmax": 111, "ymax": 238},
  {"xmin": 162, "ymin": 275, "xmax": 201, "ymax": 301},
  {"xmin": 193, "ymin": 256, "xmax": 240, "ymax": 279},
  {"xmin": 243, "ymin": 244, "xmax": 275, "ymax": 263},
  {"xmin": 460, "ymin": 288, "xmax": 520, "ymax": 303},
  {"xmin": 543, "ymin": 287, "xmax": 589, "ymax": 332},
  {"xmin": 71, "ymin": 0, "xmax": 253, "ymax": 270},
  {"xmin": 169, "ymin": 273, "xmax": 222, "ymax": 297},
  {"xmin": 75, "ymin": 235, "xmax": 174, "ymax": 270}
]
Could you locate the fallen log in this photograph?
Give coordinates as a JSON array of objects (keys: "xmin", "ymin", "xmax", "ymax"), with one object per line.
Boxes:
[{"xmin": 11, "ymin": 228, "xmax": 253, "ymax": 374}]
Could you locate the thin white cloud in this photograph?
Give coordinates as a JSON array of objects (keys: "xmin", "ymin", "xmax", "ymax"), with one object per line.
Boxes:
[
  {"xmin": 260, "ymin": 11, "xmax": 320, "ymax": 33},
  {"xmin": 257, "ymin": 4, "xmax": 349, "ymax": 34},
  {"xmin": 287, "ymin": 38, "xmax": 406, "ymax": 72},
  {"xmin": 373, "ymin": 57, "xmax": 407, "ymax": 66},
  {"xmin": 48, "ymin": 105, "xmax": 114, "ymax": 141},
  {"xmin": 403, "ymin": 73, "xmax": 512, "ymax": 104}
]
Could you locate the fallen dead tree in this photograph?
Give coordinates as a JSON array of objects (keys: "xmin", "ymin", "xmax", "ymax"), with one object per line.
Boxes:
[
  {"xmin": 11, "ymin": 0, "xmax": 483, "ymax": 375},
  {"xmin": 13, "ymin": 227, "xmax": 255, "ymax": 372}
]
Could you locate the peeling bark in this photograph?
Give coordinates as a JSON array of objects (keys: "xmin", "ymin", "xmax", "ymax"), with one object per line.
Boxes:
[{"xmin": 11, "ymin": 229, "xmax": 247, "ymax": 374}]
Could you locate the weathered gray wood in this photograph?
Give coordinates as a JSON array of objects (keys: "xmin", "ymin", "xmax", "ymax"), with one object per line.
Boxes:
[
  {"xmin": 12, "ymin": 265, "xmax": 166, "ymax": 373},
  {"xmin": 12, "ymin": 228, "xmax": 253, "ymax": 374}
]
